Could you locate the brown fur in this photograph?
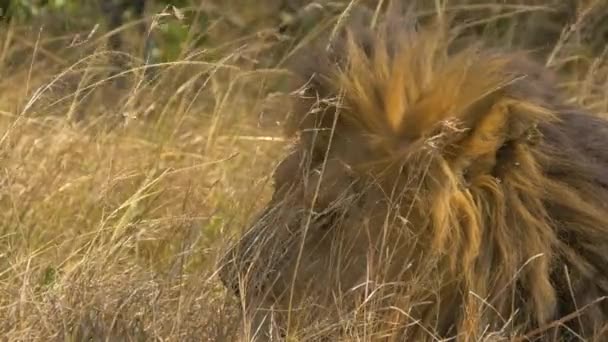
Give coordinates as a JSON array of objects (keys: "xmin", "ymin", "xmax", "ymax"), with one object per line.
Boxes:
[{"xmin": 219, "ymin": 12, "xmax": 608, "ymax": 341}]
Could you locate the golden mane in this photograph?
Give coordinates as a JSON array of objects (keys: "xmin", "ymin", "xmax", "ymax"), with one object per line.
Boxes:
[{"xmin": 221, "ymin": 12, "xmax": 608, "ymax": 341}]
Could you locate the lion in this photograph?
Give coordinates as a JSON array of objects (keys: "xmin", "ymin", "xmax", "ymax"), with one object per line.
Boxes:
[{"xmin": 219, "ymin": 10, "xmax": 608, "ymax": 342}]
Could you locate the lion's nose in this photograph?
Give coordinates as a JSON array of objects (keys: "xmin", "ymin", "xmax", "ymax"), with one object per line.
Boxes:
[
  {"xmin": 217, "ymin": 202, "xmax": 312, "ymax": 300},
  {"xmin": 218, "ymin": 250, "xmax": 241, "ymax": 297}
]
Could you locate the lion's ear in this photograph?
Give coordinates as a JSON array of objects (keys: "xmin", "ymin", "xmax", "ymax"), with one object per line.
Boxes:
[
  {"xmin": 448, "ymin": 98, "xmax": 550, "ymax": 181},
  {"xmin": 460, "ymin": 100, "xmax": 509, "ymax": 157}
]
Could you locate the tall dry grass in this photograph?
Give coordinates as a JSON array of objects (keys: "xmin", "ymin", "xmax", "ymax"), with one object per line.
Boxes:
[{"xmin": 0, "ymin": 1, "xmax": 607, "ymax": 341}]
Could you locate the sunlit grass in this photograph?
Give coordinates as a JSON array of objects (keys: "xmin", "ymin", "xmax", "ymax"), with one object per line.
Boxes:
[
  {"xmin": 0, "ymin": 6, "xmax": 292, "ymax": 340},
  {"xmin": 0, "ymin": 0, "xmax": 607, "ymax": 340}
]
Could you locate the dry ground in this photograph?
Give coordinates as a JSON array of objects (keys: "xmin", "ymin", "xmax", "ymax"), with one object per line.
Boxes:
[{"xmin": 0, "ymin": 1, "xmax": 607, "ymax": 341}]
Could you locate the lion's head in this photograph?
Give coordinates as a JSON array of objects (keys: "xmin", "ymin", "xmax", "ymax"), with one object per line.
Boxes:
[{"xmin": 219, "ymin": 12, "xmax": 608, "ymax": 341}]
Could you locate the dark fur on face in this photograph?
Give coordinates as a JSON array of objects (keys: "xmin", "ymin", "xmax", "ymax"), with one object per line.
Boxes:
[{"xmin": 219, "ymin": 11, "xmax": 608, "ymax": 341}]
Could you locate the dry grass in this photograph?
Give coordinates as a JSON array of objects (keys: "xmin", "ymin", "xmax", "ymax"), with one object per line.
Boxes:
[
  {"xmin": 0, "ymin": 1, "xmax": 607, "ymax": 341},
  {"xmin": 0, "ymin": 5, "xmax": 292, "ymax": 340}
]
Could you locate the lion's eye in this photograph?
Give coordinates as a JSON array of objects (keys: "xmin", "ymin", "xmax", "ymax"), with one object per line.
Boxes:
[{"xmin": 272, "ymin": 150, "xmax": 307, "ymax": 187}]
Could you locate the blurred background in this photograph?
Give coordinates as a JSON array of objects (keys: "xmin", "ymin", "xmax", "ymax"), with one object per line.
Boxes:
[{"xmin": 0, "ymin": 1, "xmax": 606, "ymax": 341}]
